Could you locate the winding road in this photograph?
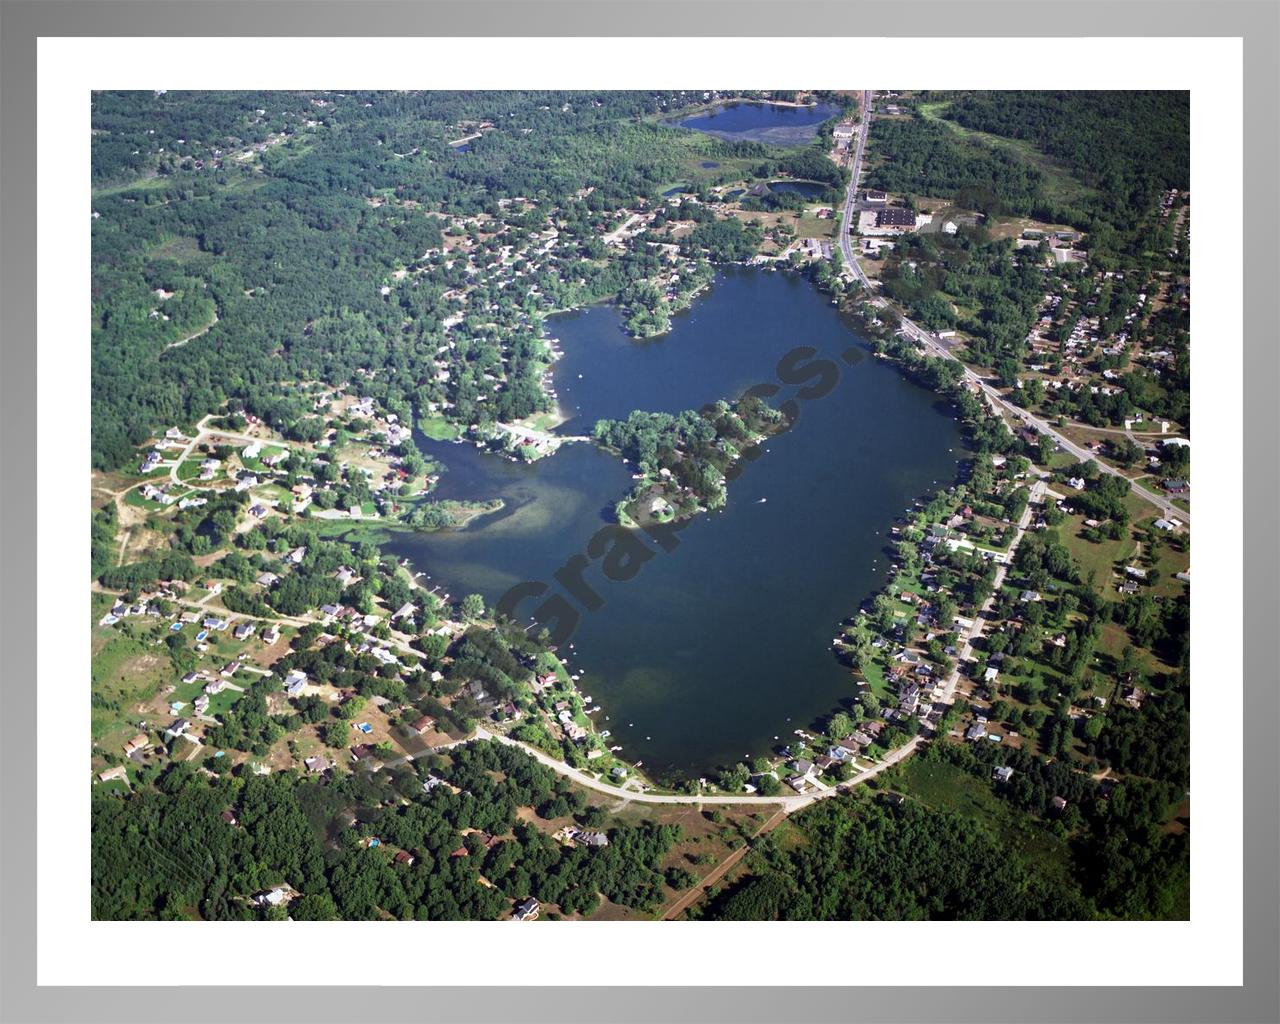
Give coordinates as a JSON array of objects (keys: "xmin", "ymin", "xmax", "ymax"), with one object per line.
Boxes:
[{"xmin": 392, "ymin": 727, "xmax": 921, "ymax": 813}]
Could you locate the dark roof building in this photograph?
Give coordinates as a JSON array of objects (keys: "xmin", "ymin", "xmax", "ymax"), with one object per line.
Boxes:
[{"xmin": 876, "ymin": 207, "xmax": 917, "ymax": 229}]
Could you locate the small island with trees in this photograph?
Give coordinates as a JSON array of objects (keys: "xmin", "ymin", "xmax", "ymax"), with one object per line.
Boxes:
[{"xmin": 89, "ymin": 87, "xmax": 1190, "ymax": 924}]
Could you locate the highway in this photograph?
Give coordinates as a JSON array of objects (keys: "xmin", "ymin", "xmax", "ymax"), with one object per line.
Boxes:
[{"xmin": 836, "ymin": 92, "xmax": 1188, "ymax": 526}]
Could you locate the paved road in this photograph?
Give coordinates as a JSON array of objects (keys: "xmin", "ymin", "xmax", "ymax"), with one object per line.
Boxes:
[
  {"xmin": 837, "ymin": 89, "xmax": 874, "ymax": 274},
  {"xmin": 936, "ymin": 479, "xmax": 1045, "ymax": 706},
  {"xmin": 92, "ymin": 583, "xmax": 432, "ymax": 663},
  {"xmin": 835, "ymin": 94, "xmax": 1188, "ymax": 526},
  {"xmin": 166, "ymin": 414, "xmax": 283, "ymax": 485},
  {"xmin": 389, "ymin": 726, "xmax": 919, "ymax": 814}
]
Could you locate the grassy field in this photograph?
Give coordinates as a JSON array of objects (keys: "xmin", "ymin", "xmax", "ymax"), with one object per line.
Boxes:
[
  {"xmin": 916, "ymin": 101, "xmax": 1096, "ymax": 209},
  {"xmin": 205, "ymin": 685, "xmax": 246, "ymax": 718},
  {"xmin": 418, "ymin": 414, "xmax": 462, "ymax": 441},
  {"xmin": 859, "ymin": 658, "xmax": 892, "ymax": 701},
  {"xmin": 175, "ymin": 459, "xmax": 210, "ymax": 482},
  {"xmin": 1051, "ymin": 516, "xmax": 1137, "ymax": 593},
  {"xmin": 1096, "ymin": 622, "xmax": 1178, "ymax": 683},
  {"xmin": 92, "ymin": 174, "xmax": 174, "ymax": 199},
  {"xmin": 91, "ymin": 627, "xmax": 175, "ymax": 743},
  {"xmin": 146, "ymin": 234, "xmax": 204, "ymax": 262},
  {"xmin": 887, "ymin": 752, "xmax": 1075, "ymax": 882},
  {"xmin": 795, "ymin": 216, "xmax": 838, "ymax": 239}
]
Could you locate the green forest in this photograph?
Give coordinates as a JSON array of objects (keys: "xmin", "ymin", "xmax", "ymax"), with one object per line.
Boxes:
[
  {"xmin": 91, "ymin": 90, "xmax": 820, "ymax": 470},
  {"xmin": 866, "ymin": 91, "xmax": 1188, "ymax": 265},
  {"xmin": 94, "ymin": 739, "xmax": 678, "ymax": 921},
  {"xmin": 701, "ymin": 751, "xmax": 1186, "ymax": 921}
]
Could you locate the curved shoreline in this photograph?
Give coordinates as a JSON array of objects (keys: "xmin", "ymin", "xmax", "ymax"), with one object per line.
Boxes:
[{"xmin": 383, "ymin": 263, "xmax": 975, "ymax": 795}]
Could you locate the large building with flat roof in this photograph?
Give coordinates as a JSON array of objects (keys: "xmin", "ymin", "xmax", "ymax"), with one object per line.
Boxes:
[{"xmin": 876, "ymin": 207, "xmax": 917, "ymax": 229}]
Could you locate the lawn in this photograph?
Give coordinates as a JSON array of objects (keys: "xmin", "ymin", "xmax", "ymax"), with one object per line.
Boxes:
[
  {"xmin": 859, "ymin": 658, "xmax": 892, "ymax": 701},
  {"xmin": 205, "ymin": 686, "xmax": 246, "ymax": 718},
  {"xmin": 1050, "ymin": 517, "xmax": 1137, "ymax": 594},
  {"xmin": 91, "ymin": 632, "xmax": 175, "ymax": 741},
  {"xmin": 795, "ymin": 216, "xmax": 837, "ymax": 239},
  {"xmin": 418, "ymin": 414, "xmax": 462, "ymax": 441},
  {"xmin": 92, "ymin": 173, "xmax": 174, "ymax": 199},
  {"xmin": 519, "ymin": 411, "xmax": 564, "ymax": 434},
  {"xmin": 146, "ymin": 234, "xmax": 204, "ymax": 262},
  {"xmin": 176, "ymin": 459, "xmax": 211, "ymax": 482},
  {"xmin": 1096, "ymin": 622, "xmax": 1178, "ymax": 683},
  {"xmin": 1143, "ymin": 540, "xmax": 1190, "ymax": 599},
  {"xmin": 124, "ymin": 488, "xmax": 170, "ymax": 512}
]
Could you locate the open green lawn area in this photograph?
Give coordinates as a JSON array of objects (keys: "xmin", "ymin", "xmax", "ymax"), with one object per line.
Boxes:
[
  {"xmin": 205, "ymin": 686, "xmax": 246, "ymax": 718},
  {"xmin": 518, "ymin": 411, "xmax": 563, "ymax": 433},
  {"xmin": 92, "ymin": 174, "xmax": 174, "ymax": 199},
  {"xmin": 795, "ymin": 216, "xmax": 837, "ymax": 239},
  {"xmin": 1050, "ymin": 517, "xmax": 1136, "ymax": 594},
  {"xmin": 887, "ymin": 751, "xmax": 1075, "ymax": 883},
  {"xmin": 418, "ymin": 414, "xmax": 462, "ymax": 441},
  {"xmin": 175, "ymin": 459, "xmax": 211, "ymax": 482},
  {"xmin": 256, "ymin": 483, "xmax": 293, "ymax": 503},
  {"xmin": 859, "ymin": 658, "xmax": 892, "ymax": 701},
  {"xmin": 123, "ymin": 485, "xmax": 194, "ymax": 513},
  {"xmin": 1125, "ymin": 491, "xmax": 1169, "ymax": 523},
  {"xmin": 1096, "ymin": 622, "xmax": 1178, "ymax": 684},
  {"xmin": 91, "ymin": 632, "xmax": 176, "ymax": 741},
  {"xmin": 197, "ymin": 632, "xmax": 251, "ymax": 662},
  {"xmin": 123, "ymin": 489, "xmax": 170, "ymax": 512},
  {"xmin": 146, "ymin": 234, "xmax": 204, "ymax": 262},
  {"xmin": 169, "ymin": 679, "xmax": 207, "ymax": 707},
  {"xmin": 1145, "ymin": 544, "xmax": 1190, "ymax": 599},
  {"xmin": 309, "ymin": 520, "xmax": 400, "ymax": 546}
]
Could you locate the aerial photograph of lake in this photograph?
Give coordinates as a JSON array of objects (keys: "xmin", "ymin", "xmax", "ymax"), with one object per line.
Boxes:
[
  {"xmin": 388, "ymin": 268, "xmax": 964, "ymax": 779},
  {"xmin": 88, "ymin": 85, "xmax": 1193, "ymax": 929}
]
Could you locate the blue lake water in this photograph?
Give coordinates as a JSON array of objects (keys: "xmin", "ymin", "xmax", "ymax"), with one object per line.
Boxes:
[
  {"xmin": 389, "ymin": 268, "xmax": 963, "ymax": 780},
  {"xmin": 672, "ymin": 101, "xmax": 844, "ymax": 146}
]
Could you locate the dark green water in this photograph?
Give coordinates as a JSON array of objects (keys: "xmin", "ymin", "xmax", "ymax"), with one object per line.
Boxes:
[
  {"xmin": 672, "ymin": 100, "xmax": 844, "ymax": 145},
  {"xmin": 387, "ymin": 268, "xmax": 963, "ymax": 780},
  {"xmin": 767, "ymin": 180, "xmax": 833, "ymax": 199}
]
